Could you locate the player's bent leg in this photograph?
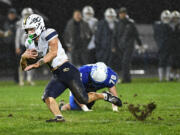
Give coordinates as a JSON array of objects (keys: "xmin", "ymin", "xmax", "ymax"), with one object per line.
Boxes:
[
  {"xmin": 45, "ymin": 97, "xmax": 65, "ymax": 122},
  {"xmin": 42, "ymin": 77, "xmax": 67, "ymax": 122},
  {"xmin": 68, "ymin": 79, "xmax": 89, "ymax": 104},
  {"xmin": 67, "ymin": 63, "xmax": 89, "ymax": 104},
  {"xmin": 87, "ymin": 92, "xmax": 104, "ymax": 103},
  {"xmin": 87, "ymin": 92, "xmax": 122, "ymax": 107},
  {"xmin": 45, "ymin": 97, "xmax": 62, "ymax": 116}
]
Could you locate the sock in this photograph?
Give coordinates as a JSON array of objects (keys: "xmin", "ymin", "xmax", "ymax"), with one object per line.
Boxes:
[
  {"xmin": 170, "ymin": 73, "xmax": 174, "ymax": 79},
  {"xmin": 166, "ymin": 67, "xmax": 171, "ymax": 81},
  {"xmin": 158, "ymin": 67, "xmax": 163, "ymax": 81},
  {"xmin": 55, "ymin": 115, "xmax": 63, "ymax": 119},
  {"xmin": 176, "ymin": 74, "xmax": 180, "ymax": 80},
  {"xmin": 103, "ymin": 93, "xmax": 108, "ymax": 100}
]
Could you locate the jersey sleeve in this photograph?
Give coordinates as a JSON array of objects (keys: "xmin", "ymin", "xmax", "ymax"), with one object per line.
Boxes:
[
  {"xmin": 107, "ymin": 68, "xmax": 118, "ymax": 88},
  {"xmin": 79, "ymin": 65, "xmax": 92, "ymax": 85},
  {"xmin": 45, "ymin": 28, "xmax": 58, "ymax": 42}
]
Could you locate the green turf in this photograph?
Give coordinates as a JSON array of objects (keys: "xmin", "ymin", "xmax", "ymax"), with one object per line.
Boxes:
[{"xmin": 0, "ymin": 78, "xmax": 180, "ymax": 135}]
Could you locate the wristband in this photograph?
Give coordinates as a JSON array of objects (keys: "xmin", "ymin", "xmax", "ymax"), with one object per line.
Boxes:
[{"xmin": 38, "ymin": 58, "xmax": 45, "ymax": 66}]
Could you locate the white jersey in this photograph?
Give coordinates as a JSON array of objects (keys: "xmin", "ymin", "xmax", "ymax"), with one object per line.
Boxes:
[
  {"xmin": 84, "ymin": 17, "xmax": 98, "ymax": 33},
  {"xmin": 83, "ymin": 17, "xmax": 98, "ymax": 50},
  {"xmin": 25, "ymin": 28, "xmax": 68, "ymax": 69},
  {"xmin": 15, "ymin": 18, "xmax": 27, "ymax": 49}
]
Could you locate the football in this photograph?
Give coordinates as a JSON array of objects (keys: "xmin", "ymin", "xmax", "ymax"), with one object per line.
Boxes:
[
  {"xmin": 27, "ymin": 58, "xmax": 39, "ymax": 65},
  {"xmin": 26, "ymin": 49, "xmax": 39, "ymax": 65}
]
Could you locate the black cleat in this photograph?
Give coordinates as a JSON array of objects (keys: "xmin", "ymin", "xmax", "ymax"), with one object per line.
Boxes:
[
  {"xmin": 46, "ymin": 116, "xmax": 65, "ymax": 123},
  {"xmin": 103, "ymin": 91, "xmax": 122, "ymax": 107}
]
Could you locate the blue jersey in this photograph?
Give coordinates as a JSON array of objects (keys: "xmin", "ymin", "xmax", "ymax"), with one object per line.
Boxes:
[{"xmin": 79, "ymin": 64, "xmax": 118, "ymax": 92}]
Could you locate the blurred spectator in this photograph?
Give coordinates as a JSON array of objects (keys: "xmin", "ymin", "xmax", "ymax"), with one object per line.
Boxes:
[
  {"xmin": 1, "ymin": 8, "xmax": 18, "ymax": 83},
  {"xmin": 64, "ymin": 10, "xmax": 92, "ymax": 66},
  {"xmin": 153, "ymin": 10, "xmax": 172, "ymax": 82},
  {"xmin": 95, "ymin": 8, "xmax": 117, "ymax": 66},
  {"xmin": 82, "ymin": 6, "xmax": 98, "ymax": 63},
  {"xmin": 169, "ymin": 11, "xmax": 180, "ymax": 81},
  {"xmin": 112, "ymin": 7, "xmax": 142, "ymax": 83},
  {"xmin": 15, "ymin": 7, "xmax": 35, "ymax": 86}
]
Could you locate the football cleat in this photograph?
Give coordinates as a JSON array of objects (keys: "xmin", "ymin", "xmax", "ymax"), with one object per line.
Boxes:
[
  {"xmin": 46, "ymin": 116, "xmax": 65, "ymax": 123},
  {"xmin": 103, "ymin": 91, "xmax": 122, "ymax": 107}
]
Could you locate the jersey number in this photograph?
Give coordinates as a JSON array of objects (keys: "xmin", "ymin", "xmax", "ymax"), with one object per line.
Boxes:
[{"xmin": 109, "ymin": 75, "xmax": 116, "ymax": 84}]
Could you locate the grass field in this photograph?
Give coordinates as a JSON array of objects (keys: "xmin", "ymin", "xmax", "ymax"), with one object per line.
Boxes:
[{"xmin": 0, "ymin": 78, "xmax": 180, "ymax": 135}]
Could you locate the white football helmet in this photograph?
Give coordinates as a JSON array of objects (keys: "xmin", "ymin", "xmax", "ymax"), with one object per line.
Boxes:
[
  {"xmin": 104, "ymin": 8, "xmax": 117, "ymax": 23},
  {"xmin": 82, "ymin": 6, "xmax": 94, "ymax": 21},
  {"xmin": 21, "ymin": 7, "xmax": 33, "ymax": 18},
  {"xmin": 171, "ymin": 11, "xmax": 180, "ymax": 24},
  {"xmin": 22, "ymin": 14, "xmax": 45, "ymax": 39},
  {"xmin": 90, "ymin": 62, "xmax": 108, "ymax": 83},
  {"xmin": 160, "ymin": 10, "xmax": 171, "ymax": 24}
]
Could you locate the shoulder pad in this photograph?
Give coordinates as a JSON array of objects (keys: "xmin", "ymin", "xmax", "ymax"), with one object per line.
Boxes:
[{"xmin": 44, "ymin": 28, "xmax": 58, "ymax": 41}]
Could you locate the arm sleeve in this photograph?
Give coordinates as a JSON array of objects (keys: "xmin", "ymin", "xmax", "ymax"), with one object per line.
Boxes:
[{"xmin": 107, "ymin": 68, "xmax": 118, "ymax": 88}]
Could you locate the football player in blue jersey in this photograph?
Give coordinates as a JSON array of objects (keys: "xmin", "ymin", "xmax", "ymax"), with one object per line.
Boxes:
[
  {"xmin": 20, "ymin": 14, "xmax": 121, "ymax": 122},
  {"xmin": 60, "ymin": 62, "xmax": 121, "ymax": 112}
]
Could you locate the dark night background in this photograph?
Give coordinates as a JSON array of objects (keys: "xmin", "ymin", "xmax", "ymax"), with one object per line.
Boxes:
[{"xmin": 1, "ymin": 0, "xmax": 180, "ymax": 39}]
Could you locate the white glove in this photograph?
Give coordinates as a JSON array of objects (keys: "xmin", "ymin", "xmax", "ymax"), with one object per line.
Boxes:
[
  {"xmin": 135, "ymin": 44, "xmax": 148, "ymax": 54},
  {"xmin": 112, "ymin": 104, "xmax": 118, "ymax": 112}
]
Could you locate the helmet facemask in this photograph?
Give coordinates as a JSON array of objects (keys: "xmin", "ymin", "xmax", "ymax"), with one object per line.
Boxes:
[
  {"xmin": 82, "ymin": 6, "xmax": 94, "ymax": 21},
  {"xmin": 104, "ymin": 8, "xmax": 117, "ymax": 23},
  {"xmin": 161, "ymin": 10, "xmax": 171, "ymax": 24}
]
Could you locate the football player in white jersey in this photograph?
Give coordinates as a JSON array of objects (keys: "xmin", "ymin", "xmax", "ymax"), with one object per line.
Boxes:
[
  {"xmin": 82, "ymin": 6, "xmax": 98, "ymax": 63},
  {"xmin": 20, "ymin": 14, "xmax": 90, "ymax": 122},
  {"xmin": 20, "ymin": 14, "xmax": 121, "ymax": 122}
]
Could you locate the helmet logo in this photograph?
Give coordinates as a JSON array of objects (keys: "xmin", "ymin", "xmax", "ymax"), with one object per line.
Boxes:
[{"xmin": 30, "ymin": 17, "xmax": 41, "ymax": 24}]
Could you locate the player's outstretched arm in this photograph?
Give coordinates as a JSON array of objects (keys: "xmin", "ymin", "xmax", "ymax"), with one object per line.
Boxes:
[
  {"xmin": 109, "ymin": 86, "xmax": 119, "ymax": 112},
  {"xmin": 42, "ymin": 37, "xmax": 58, "ymax": 63},
  {"xmin": 109, "ymin": 86, "xmax": 118, "ymax": 97}
]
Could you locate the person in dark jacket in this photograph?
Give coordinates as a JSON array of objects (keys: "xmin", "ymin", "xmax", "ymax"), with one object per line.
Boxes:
[
  {"xmin": 153, "ymin": 10, "xmax": 172, "ymax": 81},
  {"xmin": 169, "ymin": 11, "xmax": 180, "ymax": 81},
  {"xmin": 64, "ymin": 10, "xmax": 92, "ymax": 66},
  {"xmin": 112, "ymin": 7, "xmax": 142, "ymax": 83},
  {"xmin": 95, "ymin": 8, "xmax": 117, "ymax": 66},
  {"xmin": 1, "ymin": 8, "xmax": 19, "ymax": 83}
]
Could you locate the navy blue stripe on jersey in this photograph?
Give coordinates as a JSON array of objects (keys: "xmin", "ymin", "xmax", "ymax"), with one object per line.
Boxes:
[{"xmin": 45, "ymin": 31, "xmax": 58, "ymax": 41}]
